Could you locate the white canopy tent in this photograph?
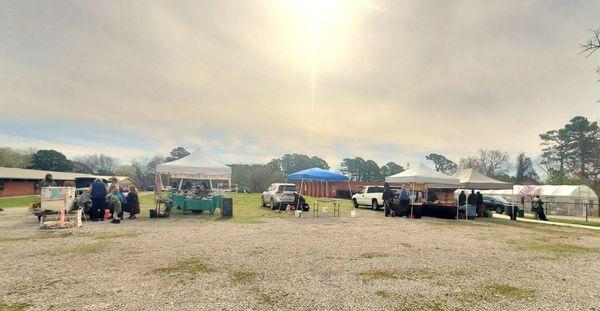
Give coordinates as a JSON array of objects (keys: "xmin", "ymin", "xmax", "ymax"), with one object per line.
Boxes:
[
  {"xmin": 385, "ymin": 163, "xmax": 460, "ymax": 188},
  {"xmin": 452, "ymin": 169, "xmax": 512, "ymax": 190},
  {"xmin": 385, "ymin": 163, "xmax": 459, "ymax": 218},
  {"xmin": 155, "ymin": 149, "xmax": 232, "ymax": 191}
]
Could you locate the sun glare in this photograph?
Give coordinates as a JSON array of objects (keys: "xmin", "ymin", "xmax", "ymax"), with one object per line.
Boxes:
[{"xmin": 273, "ymin": 0, "xmax": 362, "ymax": 71}]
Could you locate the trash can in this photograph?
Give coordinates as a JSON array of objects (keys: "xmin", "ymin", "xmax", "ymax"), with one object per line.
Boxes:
[
  {"xmin": 412, "ymin": 205, "xmax": 422, "ymax": 219},
  {"xmin": 221, "ymin": 198, "xmax": 233, "ymax": 217},
  {"xmin": 505, "ymin": 205, "xmax": 519, "ymax": 220}
]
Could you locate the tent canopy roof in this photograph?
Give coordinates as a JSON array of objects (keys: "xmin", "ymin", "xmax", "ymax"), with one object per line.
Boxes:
[
  {"xmin": 287, "ymin": 167, "xmax": 348, "ymax": 181},
  {"xmin": 385, "ymin": 163, "xmax": 459, "ymax": 188},
  {"xmin": 155, "ymin": 149, "xmax": 231, "ymax": 179},
  {"xmin": 452, "ymin": 168, "xmax": 512, "ymax": 189},
  {"xmin": 479, "ymin": 185, "xmax": 598, "ymax": 199}
]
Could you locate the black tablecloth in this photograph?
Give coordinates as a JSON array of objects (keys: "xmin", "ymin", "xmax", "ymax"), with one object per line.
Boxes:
[{"xmin": 419, "ymin": 203, "xmax": 457, "ymax": 219}]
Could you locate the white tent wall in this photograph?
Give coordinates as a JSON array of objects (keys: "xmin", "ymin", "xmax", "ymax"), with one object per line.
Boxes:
[{"xmin": 477, "ymin": 185, "xmax": 598, "ymax": 217}]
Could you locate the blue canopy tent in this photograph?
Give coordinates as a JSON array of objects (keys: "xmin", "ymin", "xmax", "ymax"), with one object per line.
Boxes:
[{"xmin": 287, "ymin": 168, "xmax": 351, "ymax": 198}]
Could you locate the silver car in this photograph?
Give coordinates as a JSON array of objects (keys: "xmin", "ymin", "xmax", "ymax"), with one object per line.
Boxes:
[{"xmin": 261, "ymin": 183, "xmax": 298, "ymax": 210}]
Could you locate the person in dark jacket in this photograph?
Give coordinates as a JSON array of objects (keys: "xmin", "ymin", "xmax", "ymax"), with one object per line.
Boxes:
[
  {"xmin": 126, "ymin": 185, "xmax": 140, "ymax": 219},
  {"xmin": 293, "ymin": 193, "xmax": 309, "ymax": 211},
  {"xmin": 465, "ymin": 190, "xmax": 476, "ymax": 219},
  {"xmin": 89, "ymin": 178, "xmax": 107, "ymax": 221},
  {"xmin": 476, "ymin": 191, "xmax": 484, "ymax": 217},
  {"xmin": 382, "ymin": 183, "xmax": 394, "ymax": 217},
  {"xmin": 39, "ymin": 174, "xmax": 57, "ymax": 187},
  {"xmin": 532, "ymin": 195, "xmax": 548, "ymax": 221},
  {"xmin": 458, "ymin": 191, "xmax": 466, "ymax": 207}
]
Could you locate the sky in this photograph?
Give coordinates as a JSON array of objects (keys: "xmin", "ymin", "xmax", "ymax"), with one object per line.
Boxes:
[{"xmin": 1, "ymin": 0, "xmax": 599, "ymax": 170}]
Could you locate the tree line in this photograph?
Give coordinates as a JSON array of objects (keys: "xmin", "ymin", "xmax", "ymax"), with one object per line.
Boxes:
[{"xmin": 0, "ymin": 115, "xmax": 598, "ymax": 194}]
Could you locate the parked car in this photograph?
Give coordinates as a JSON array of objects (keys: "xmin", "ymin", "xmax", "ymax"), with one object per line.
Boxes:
[
  {"xmin": 261, "ymin": 183, "xmax": 298, "ymax": 210},
  {"xmin": 144, "ymin": 185, "xmax": 155, "ymax": 192},
  {"xmin": 352, "ymin": 186, "xmax": 398, "ymax": 210},
  {"xmin": 483, "ymin": 195, "xmax": 519, "ymax": 214}
]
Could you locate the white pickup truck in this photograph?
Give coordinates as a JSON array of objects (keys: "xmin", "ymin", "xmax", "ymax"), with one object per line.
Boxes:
[{"xmin": 352, "ymin": 186, "xmax": 397, "ymax": 210}]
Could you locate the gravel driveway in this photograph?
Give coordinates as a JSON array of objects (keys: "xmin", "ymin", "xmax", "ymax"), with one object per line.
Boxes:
[{"xmin": 1, "ymin": 207, "xmax": 600, "ymax": 310}]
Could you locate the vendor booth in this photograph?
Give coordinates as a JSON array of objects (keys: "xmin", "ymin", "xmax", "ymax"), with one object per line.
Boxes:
[
  {"xmin": 154, "ymin": 149, "xmax": 231, "ymax": 215},
  {"xmin": 452, "ymin": 169, "xmax": 512, "ymax": 190},
  {"xmin": 452, "ymin": 169, "xmax": 514, "ymax": 218},
  {"xmin": 385, "ymin": 164, "xmax": 460, "ymax": 219},
  {"xmin": 287, "ymin": 168, "xmax": 351, "ymax": 217}
]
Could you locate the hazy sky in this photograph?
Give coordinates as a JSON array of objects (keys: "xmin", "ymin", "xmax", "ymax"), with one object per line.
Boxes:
[{"xmin": 1, "ymin": 0, "xmax": 599, "ymax": 169}]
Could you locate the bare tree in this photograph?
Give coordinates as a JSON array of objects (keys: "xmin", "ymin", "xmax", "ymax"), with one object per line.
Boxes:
[
  {"xmin": 459, "ymin": 149, "xmax": 511, "ymax": 177},
  {"xmin": 75, "ymin": 154, "xmax": 120, "ymax": 175},
  {"xmin": 581, "ymin": 28, "xmax": 600, "ymax": 58}
]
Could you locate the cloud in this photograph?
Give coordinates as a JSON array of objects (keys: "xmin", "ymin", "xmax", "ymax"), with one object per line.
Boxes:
[{"xmin": 1, "ymin": 0, "xmax": 599, "ymax": 167}]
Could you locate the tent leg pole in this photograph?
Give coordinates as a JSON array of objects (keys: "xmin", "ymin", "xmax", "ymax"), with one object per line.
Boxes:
[{"xmin": 347, "ymin": 180, "xmax": 352, "ymax": 199}]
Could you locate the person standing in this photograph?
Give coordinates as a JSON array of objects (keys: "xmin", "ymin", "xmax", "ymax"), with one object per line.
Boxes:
[
  {"xmin": 39, "ymin": 174, "xmax": 57, "ymax": 187},
  {"xmin": 382, "ymin": 183, "xmax": 394, "ymax": 217},
  {"xmin": 90, "ymin": 178, "xmax": 107, "ymax": 221},
  {"xmin": 126, "ymin": 185, "xmax": 140, "ymax": 219},
  {"xmin": 466, "ymin": 190, "xmax": 476, "ymax": 219},
  {"xmin": 399, "ymin": 185, "xmax": 410, "ymax": 217},
  {"xmin": 532, "ymin": 195, "xmax": 548, "ymax": 221},
  {"xmin": 458, "ymin": 191, "xmax": 466, "ymax": 207},
  {"xmin": 476, "ymin": 191, "xmax": 484, "ymax": 217}
]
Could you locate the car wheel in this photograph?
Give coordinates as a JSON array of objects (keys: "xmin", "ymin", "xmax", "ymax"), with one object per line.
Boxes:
[
  {"xmin": 261, "ymin": 197, "xmax": 266, "ymax": 207},
  {"xmin": 496, "ymin": 206, "xmax": 504, "ymax": 214},
  {"xmin": 352, "ymin": 199, "xmax": 359, "ymax": 208},
  {"xmin": 372, "ymin": 200, "xmax": 379, "ymax": 211},
  {"xmin": 270, "ymin": 199, "xmax": 277, "ymax": 210}
]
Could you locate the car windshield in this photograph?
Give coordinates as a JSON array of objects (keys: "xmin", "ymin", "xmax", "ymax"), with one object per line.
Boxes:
[
  {"xmin": 279, "ymin": 185, "xmax": 297, "ymax": 192},
  {"xmin": 489, "ymin": 196, "xmax": 510, "ymax": 204}
]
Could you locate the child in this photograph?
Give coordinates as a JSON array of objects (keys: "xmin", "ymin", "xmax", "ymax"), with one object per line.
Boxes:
[
  {"xmin": 110, "ymin": 188, "xmax": 123, "ymax": 224},
  {"xmin": 126, "ymin": 185, "xmax": 140, "ymax": 219}
]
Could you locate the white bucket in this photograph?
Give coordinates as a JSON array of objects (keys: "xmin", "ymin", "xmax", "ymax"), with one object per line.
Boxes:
[
  {"xmin": 295, "ymin": 210, "xmax": 302, "ymax": 218},
  {"xmin": 350, "ymin": 210, "xmax": 356, "ymax": 218}
]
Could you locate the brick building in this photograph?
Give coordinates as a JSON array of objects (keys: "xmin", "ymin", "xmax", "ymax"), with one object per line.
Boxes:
[{"xmin": 0, "ymin": 167, "xmax": 134, "ymax": 197}]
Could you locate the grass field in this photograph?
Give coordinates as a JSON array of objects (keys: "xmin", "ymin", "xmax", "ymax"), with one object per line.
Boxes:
[
  {"xmin": 138, "ymin": 192, "xmax": 358, "ymax": 222},
  {"xmin": 0, "ymin": 196, "xmax": 39, "ymax": 209},
  {"xmin": 523, "ymin": 215, "xmax": 600, "ymax": 227}
]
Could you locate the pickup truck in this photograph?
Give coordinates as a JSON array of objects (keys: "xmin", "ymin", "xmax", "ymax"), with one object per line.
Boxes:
[{"xmin": 352, "ymin": 186, "xmax": 398, "ymax": 210}]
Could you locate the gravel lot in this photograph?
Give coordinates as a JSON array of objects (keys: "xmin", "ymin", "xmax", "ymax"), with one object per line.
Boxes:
[{"xmin": 1, "ymin": 206, "xmax": 600, "ymax": 310}]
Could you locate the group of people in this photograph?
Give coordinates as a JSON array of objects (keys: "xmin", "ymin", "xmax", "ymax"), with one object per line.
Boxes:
[
  {"xmin": 458, "ymin": 190, "xmax": 486, "ymax": 218},
  {"xmin": 89, "ymin": 178, "xmax": 140, "ymax": 224},
  {"xmin": 382, "ymin": 183, "xmax": 410, "ymax": 217}
]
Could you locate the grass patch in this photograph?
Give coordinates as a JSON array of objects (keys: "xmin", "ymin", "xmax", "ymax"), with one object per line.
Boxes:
[
  {"xmin": 59, "ymin": 243, "xmax": 105, "ymax": 255},
  {"xmin": 523, "ymin": 215, "xmax": 600, "ymax": 228},
  {"xmin": 360, "ymin": 252, "xmax": 388, "ymax": 259},
  {"xmin": 0, "ymin": 301, "xmax": 31, "ymax": 311},
  {"xmin": 375, "ymin": 290, "xmax": 393, "ymax": 299},
  {"xmin": 434, "ymin": 280, "xmax": 448, "ymax": 287},
  {"xmin": 448, "ymin": 268, "xmax": 472, "ymax": 277},
  {"xmin": 485, "ymin": 284, "xmax": 535, "ymax": 300},
  {"xmin": 0, "ymin": 196, "xmax": 39, "ymax": 209},
  {"xmin": 0, "ymin": 231, "xmax": 139, "ymax": 244},
  {"xmin": 395, "ymin": 299, "xmax": 445, "ymax": 311},
  {"xmin": 231, "ymin": 271, "xmax": 261, "ymax": 284},
  {"xmin": 91, "ymin": 231, "xmax": 139, "ymax": 240},
  {"xmin": 507, "ymin": 238, "xmax": 598, "ymax": 257},
  {"xmin": 358, "ymin": 269, "xmax": 397, "ymax": 281},
  {"xmin": 153, "ymin": 257, "xmax": 216, "ymax": 275},
  {"xmin": 138, "ymin": 193, "xmax": 359, "ymax": 223},
  {"xmin": 257, "ymin": 292, "xmax": 274, "ymax": 305}
]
